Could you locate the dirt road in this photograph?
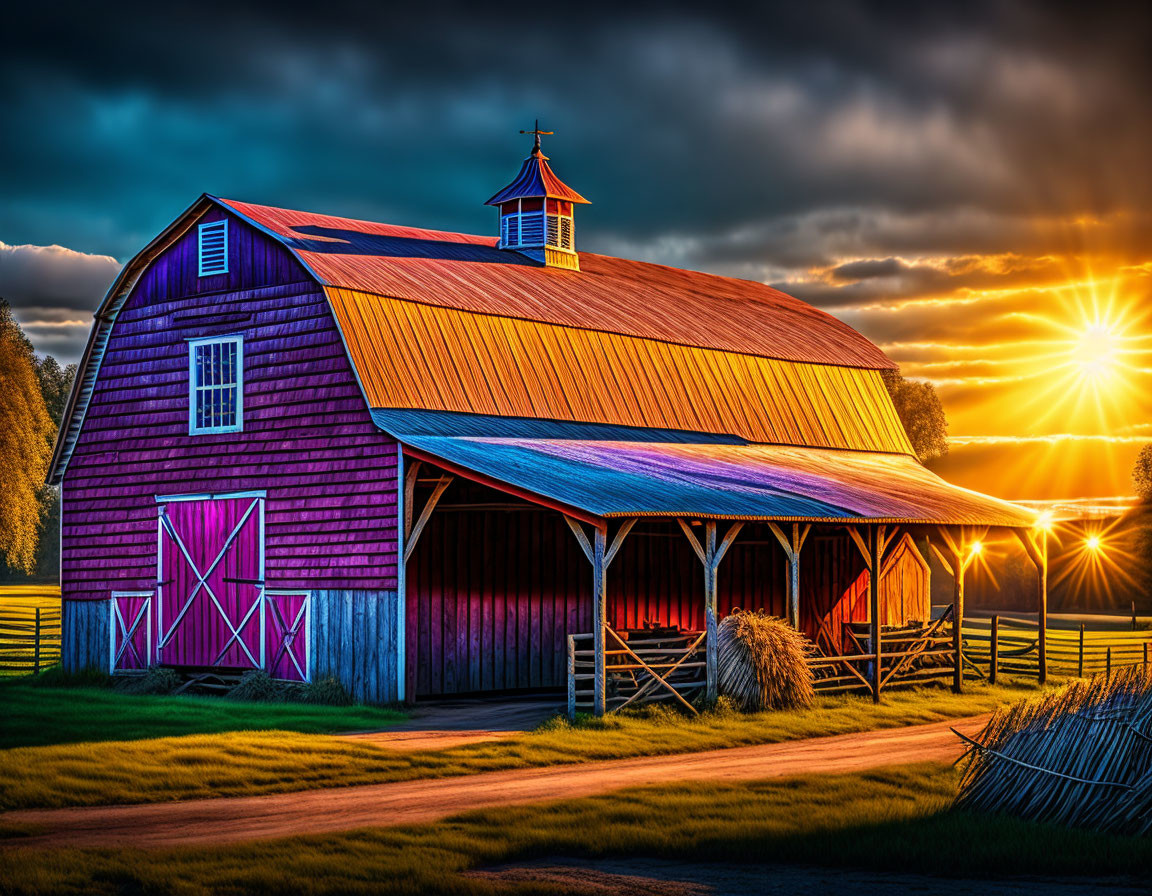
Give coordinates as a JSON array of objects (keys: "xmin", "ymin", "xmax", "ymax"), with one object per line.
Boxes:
[{"xmin": 3, "ymin": 715, "xmax": 988, "ymax": 850}]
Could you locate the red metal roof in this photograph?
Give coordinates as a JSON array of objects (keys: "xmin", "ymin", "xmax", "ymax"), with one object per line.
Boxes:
[
  {"xmin": 218, "ymin": 198, "xmax": 895, "ymax": 369},
  {"xmin": 484, "ymin": 146, "xmax": 591, "ymax": 205}
]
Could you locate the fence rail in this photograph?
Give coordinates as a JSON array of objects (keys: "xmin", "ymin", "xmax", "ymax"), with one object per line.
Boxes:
[
  {"xmin": 808, "ymin": 606, "xmax": 956, "ymax": 697},
  {"xmin": 568, "ymin": 626, "xmax": 706, "ymax": 717},
  {"xmin": 0, "ymin": 605, "xmax": 62, "ymax": 676},
  {"xmin": 962, "ymin": 615, "xmax": 1152, "ymax": 681}
]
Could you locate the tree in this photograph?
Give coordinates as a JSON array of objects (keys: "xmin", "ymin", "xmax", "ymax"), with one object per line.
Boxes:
[
  {"xmin": 35, "ymin": 355, "xmax": 77, "ymax": 427},
  {"xmin": 1134, "ymin": 444, "xmax": 1152, "ymax": 503},
  {"xmin": 0, "ymin": 299, "xmax": 54, "ymax": 572},
  {"xmin": 881, "ymin": 368, "xmax": 949, "ymax": 463}
]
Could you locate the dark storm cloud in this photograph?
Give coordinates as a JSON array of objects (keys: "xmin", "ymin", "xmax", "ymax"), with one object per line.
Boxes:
[{"xmin": 3, "ymin": 0, "xmax": 1151, "ymax": 362}]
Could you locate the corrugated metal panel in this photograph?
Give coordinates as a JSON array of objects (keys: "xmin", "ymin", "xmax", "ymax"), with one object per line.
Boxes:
[
  {"xmin": 217, "ymin": 198, "xmax": 894, "ymax": 369},
  {"xmin": 332, "ymin": 288, "xmax": 914, "ymax": 454},
  {"xmin": 390, "ymin": 428, "xmax": 1036, "ymax": 527}
]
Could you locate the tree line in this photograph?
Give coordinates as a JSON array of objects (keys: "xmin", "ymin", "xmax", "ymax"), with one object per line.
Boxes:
[{"xmin": 0, "ymin": 298, "xmax": 76, "ymax": 580}]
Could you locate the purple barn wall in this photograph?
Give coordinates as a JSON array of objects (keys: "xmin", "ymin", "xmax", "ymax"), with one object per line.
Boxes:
[{"xmin": 61, "ymin": 209, "xmax": 400, "ymax": 609}]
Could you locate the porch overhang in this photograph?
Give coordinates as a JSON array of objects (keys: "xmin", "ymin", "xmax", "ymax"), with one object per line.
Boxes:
[{"xmin": 373, "ymin": 410, "xmax": 1037, "ymax": 529}]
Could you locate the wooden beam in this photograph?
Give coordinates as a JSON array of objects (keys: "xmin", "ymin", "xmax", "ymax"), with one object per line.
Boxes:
[
  {"xmin": 712, "ymin": 522, "xmax": 744, "ymax": 571},
  {"xmin": 604, "ymin": 518, "xmax": 636, "ymax": 569},
  {"xmin": 677, "ymin": 518, "xmax": 707, "ymax": 565},
  {"xmin": 564, "ymin": 515, "xmax": 594, "ymax": 564},
  {"xmin": 403, "ymin": 460, "xmax": 421, "ymax": 540},
  {"xmin": 703, "ymin": 522, "xmax": 719, "ymax": 703},
  {"xmin": 928, "ymin": 540, "xmax": 956, "ymax": 577},
  {"xmin": 402, "ymin": 445, "xmax": 602, "ymax": 527},
  {"xmin": 1014, "ymin": 527, "xmax": 1048, "ymax": 684},
  {"xmin": 846, "ymin": 525, "xmax": 871, "ymax": 568},
  {"xmin": 593, "ymin": 527, "xmax": 608, "ymax": 716},
  {"xmin": 869, "ymin": 525, "xmax": 882, "ymax": 703},
  {"xmin": 765, "ymin": 521, "xmax": 792, "ymax": 556},
  {"xmin": 403, "ymin": 474, "xmax": 452, "ymax": 563},
  {"xmin": 934, "ymin": 525, "xmax": 961, "ymax": 559}
]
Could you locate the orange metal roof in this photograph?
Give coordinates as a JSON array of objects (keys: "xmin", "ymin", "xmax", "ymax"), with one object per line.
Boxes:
[
  {"xmin": 327, "ymin": 287, "xmax": 915, "ymax": 454},
  {"xmin": 218, "ymin": 198, "xmax": 894, "ymax": 369}
]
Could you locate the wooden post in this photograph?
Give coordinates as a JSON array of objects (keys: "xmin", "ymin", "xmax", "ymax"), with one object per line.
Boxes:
[
  {"xmin": 567, "ymin": 635, "xmax": 576, "ymax": 720},
  {"xmin": 1038, "ymin": 532, "xmax": 1048, "ymax": 685},
  {"xmin": 592, "ymin": 527, "xmax": 607, "ymax": 716},
  {"xmin": 680, "ymin": 519, "xmax": 743, "ymax": 706},
  {"xmin": 869, "ymin": 525, "xmax": 883, "ymax": 702},
  {"xmin": 1144, "ymin": 641, "xmax": 1149, "ymax": 669},
  {"xmin": 33, "ymin": 607, "xmax": 41, "ymax": 674},
  {"xmin": 767, "ymin": 522, "xmax": 810, "ymax": 630},
  {"xmin": 990, "ymin": 614, "xmax": 999, "ymax": 685},
  {"xmin": 703, "ymin": 523, "xmax": 719, "ymax": 703},
  {"xmin": 1106, "ymin": 646, "xmax": 1112, "ymax": 679},
  {"xmin": 566, "ymin": 517, "xmax": 633, "ymax": 718},
  {"xmin": 952, "ymin": 540, "xmax": 964, "ymax": 694},
  {"xmin": 1012, "ymin": 527, "xmax": 1047, "ymax": 684},
  {"xmin": 1078, "ymin": 624, "xmax": 1085, "ymax": 678}
]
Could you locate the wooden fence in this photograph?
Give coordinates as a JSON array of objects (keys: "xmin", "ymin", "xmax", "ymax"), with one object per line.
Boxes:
[
  {"xmin": 808, "ymin": 606, "xmax": 956, "ymax": 697},
  {"xmin": 568, "ymin": 626, "xmax": 706, "ymax": 717},
  {"xmin": 962, "ymin": 615, "xmax": 1152, "ymax": 682},
  {"xmin": 0, "ymin": 604, "xmax": 62, "ymax": 676}
]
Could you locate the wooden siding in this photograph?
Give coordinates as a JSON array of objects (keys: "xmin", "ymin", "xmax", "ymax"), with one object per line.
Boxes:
[
  {"xmin": 408, "ymin": 494, "xmax": 933, "ymax": 696},
  {"xmin": 61, "ymin": 598, "xmax": 111, "ymax": 674},
  {"xmin": 327, "ymin": 287, "xmax": 914, "ymax": 454},
  {"xmin": 61, "ymin": 210, "xmax": 400, "ymax": 606},
  {"xmin": 311, "ymin": 590, "xmax": 400, "ymax": 704}
]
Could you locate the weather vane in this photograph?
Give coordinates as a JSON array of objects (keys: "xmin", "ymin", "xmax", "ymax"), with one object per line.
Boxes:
[{"xmin": 520, "ymin": 119, "xmax": 553, "ymax": 154}]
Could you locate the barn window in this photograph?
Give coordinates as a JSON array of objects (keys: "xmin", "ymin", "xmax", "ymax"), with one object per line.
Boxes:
[
  {"xmin": 188, "ymin": 335, "xmax": 243, "ymax": 434},
  {"xmin": 197, "ymin": 220, "xmax": 229, "ymax": 276}
]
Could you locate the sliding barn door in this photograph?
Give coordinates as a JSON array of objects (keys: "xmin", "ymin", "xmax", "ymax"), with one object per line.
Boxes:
[{"xmin": 157, "ymin": 496, "xmax": 265, "ymax": 670}]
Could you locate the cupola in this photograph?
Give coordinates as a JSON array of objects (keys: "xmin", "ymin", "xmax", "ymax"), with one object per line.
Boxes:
[{"xmin": 485, "ymin": 123, "xmax": 590, "ymax": 271}]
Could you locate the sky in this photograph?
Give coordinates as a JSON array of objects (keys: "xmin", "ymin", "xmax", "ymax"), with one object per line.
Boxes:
[{"xmin": 2, "ymin": 0, "xmax": 1150, "ymax": 501}]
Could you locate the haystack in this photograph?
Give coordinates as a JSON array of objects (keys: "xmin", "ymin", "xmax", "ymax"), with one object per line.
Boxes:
[
  {"xmin": 954, "ymin": 666, "xmax": 1152, "ymax": 835},
  {"xmin": 716, "ymin": 609, "xmax": 814, "ymax": 711}
]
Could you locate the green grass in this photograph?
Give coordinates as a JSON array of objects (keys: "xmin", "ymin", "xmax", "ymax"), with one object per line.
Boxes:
[
  {"xmin": 0, "ymin": 677, "xmax": 1052, "ymax": 811},
  {"xmin": 2, "ymin": 762, "xmax": 1147, "ymax": 895},
  {"xmin": 0, "ymin": 678, "xmax": 406, "ymax": 750}
]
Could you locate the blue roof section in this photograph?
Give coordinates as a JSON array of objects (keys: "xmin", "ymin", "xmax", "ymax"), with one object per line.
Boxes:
[
  {"xmin": 370, "ymin": 408, "xmax": 747, "ymax": 443},
  {"xmin": 375, "ymin": 409, "xmax": 1036, "ymax": 527}
]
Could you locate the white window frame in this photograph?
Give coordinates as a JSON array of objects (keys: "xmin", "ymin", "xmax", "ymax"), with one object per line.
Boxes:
[
  {"xmin": 188, "ymin": 334, "xmax": 244, "ymax": 435},
  {"xmin": 198, "ymin": 219, "xmax": 229, "ymax": 277}
]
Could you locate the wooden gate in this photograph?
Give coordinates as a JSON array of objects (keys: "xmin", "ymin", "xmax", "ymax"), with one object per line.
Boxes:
[{"xmin": 157, "ymin": 495, "xmax": 265, "ymax": 670}]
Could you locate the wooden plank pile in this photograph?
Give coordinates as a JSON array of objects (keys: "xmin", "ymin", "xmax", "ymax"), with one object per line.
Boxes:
[{"xmin": 954, "ymin": 666, "xmax": 1152, "ymax": 835}]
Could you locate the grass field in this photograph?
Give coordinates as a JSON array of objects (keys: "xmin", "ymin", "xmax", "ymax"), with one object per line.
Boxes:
[
  {"xmin": 0, "ymin": 585, "xmax": 62, "ymax": 677},
  {"xmin": 0, "ymin": 677, "xmax": 1051, "ymax": 811},
  {"xmin": 2, "ymin": 762, "xmax": 1147, "ymax": 895}
]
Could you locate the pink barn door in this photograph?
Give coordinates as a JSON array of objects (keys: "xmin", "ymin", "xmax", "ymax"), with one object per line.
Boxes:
[
  {"xmin": 157, "ymin": 495, "xmax": 265, "ymax": 671},
  {"xmin": 264, "ymin": 591, "xmax": 310, "ymax": 682},
  {"xmin": 112, "ymin": 593, "xmax": 152, "ymax": 672}
]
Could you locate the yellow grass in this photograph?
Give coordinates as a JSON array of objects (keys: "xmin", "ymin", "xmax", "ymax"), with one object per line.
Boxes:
[
  {"xmin": 0, "ymin": 585, "xmax": 62, "ymax": 677},
  {"xmin": 0, "ymin": 678, "xmax": 1052, "ymax": 811}
]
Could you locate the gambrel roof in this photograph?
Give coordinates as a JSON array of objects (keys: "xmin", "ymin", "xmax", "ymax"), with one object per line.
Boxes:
[{"xmin": 48, "ymin": 195, "xmax": 1035, "ymax": 528}]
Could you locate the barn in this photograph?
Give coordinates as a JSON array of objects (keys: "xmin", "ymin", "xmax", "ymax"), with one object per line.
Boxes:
[{"xmin": 50, "ymin": 133, "xmax": 1044, "ymax": 711}]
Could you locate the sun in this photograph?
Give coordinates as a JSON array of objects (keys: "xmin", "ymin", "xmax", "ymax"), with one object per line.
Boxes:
[{"xmin": 1070, "ymin": 322, "xmax": 1119, "ymax": 385}]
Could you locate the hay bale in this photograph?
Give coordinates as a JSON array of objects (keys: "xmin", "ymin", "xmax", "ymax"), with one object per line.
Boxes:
[
  {"xmin": 955, "ymin": 665, "xmax": 1152, "ymax": 835},
  {"xmin": 717, "ymin": 610, "xmax": 815, "ymax": 711}
]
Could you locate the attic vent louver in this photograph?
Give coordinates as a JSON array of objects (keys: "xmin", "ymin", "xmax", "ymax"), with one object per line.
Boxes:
[{"xmin": 198, "ymin": 220, "xmax": 228, "ymax": 276}]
